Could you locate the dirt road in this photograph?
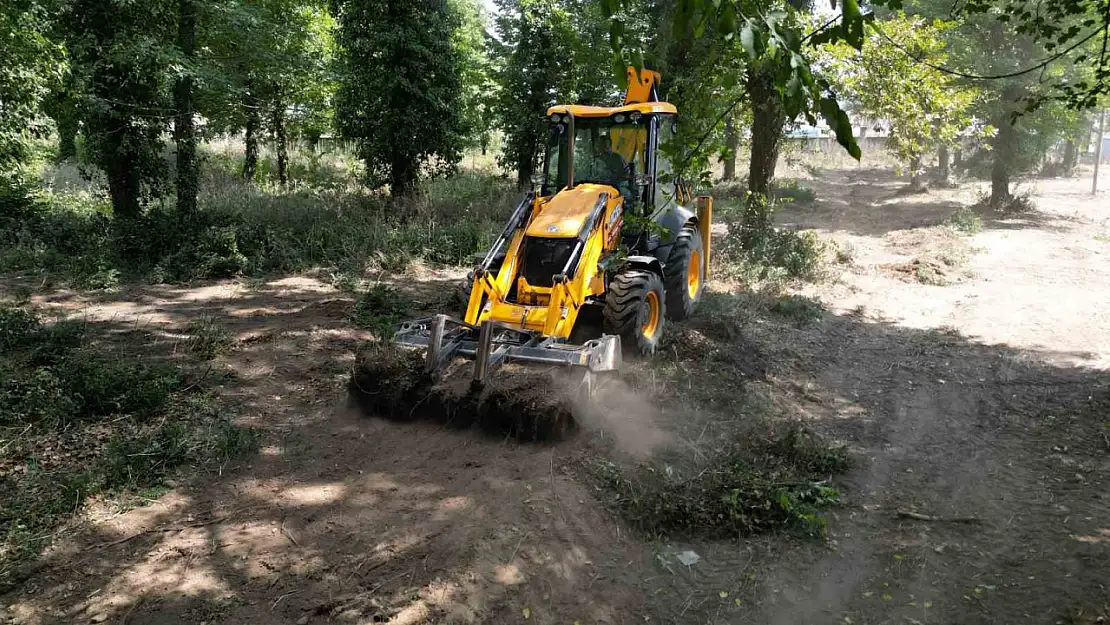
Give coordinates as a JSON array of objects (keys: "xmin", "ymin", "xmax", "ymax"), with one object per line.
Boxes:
[{"xmin": 2, "ymin": 167, "xmax": 1108, "ymax": 624}]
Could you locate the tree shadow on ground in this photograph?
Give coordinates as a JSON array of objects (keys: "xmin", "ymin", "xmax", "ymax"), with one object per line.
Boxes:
[
  {"xmin": 1, "ymin": 279, "xmax": 1108, "ymax": 625},
  {"xmin": 632, "ymin": 289, "xmax": 1110, "ymax": 625},
  {"xmin": 776, "ymin": 166, "xmax": 1090, "ymax": 238}
]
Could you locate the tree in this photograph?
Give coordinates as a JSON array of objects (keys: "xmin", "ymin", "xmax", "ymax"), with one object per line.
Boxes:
[
  {"xmin": 895, "ymin": 0, "xmax": 1100, "ymax": 203},
  {"xmin": 493, "ymin": 0, "xmax": 578, "ymax": 187},
  {"xmin": 0, "ymin": 0, "xmax": 62, "ymax": 183},
  {"xmin": 203, "ymin": 0, "xmax": 337, "ymax": 183},
  {"xmin": 334, "ymin": 0, "xmax": 464, "ymax": 195},
  {"xmin": 451, "ymin": 0, "xmax": 500, "ymax": 154},
  {"xmin": 60, "ymin": 0, "xmax": 177, "ymax": 220},
  {"xmin": 818, "ymin": 15, "xmax": 982, "ymax": 190},
  {"xmin": 175, "ymin": 0, "xmax": 199, "ymax": 214}
]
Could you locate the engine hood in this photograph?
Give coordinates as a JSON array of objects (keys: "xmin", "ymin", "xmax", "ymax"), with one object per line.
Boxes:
[{"xmin": 525, "ymin": 184, "xmax": 618, "ymax": 238}]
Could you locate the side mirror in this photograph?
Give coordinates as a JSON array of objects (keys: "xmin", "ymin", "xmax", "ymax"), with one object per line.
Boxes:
[
  {"xmin": 635, "ymin": 174, "xmax": 654, "ymax": 188},
  {"xmin": 530, "ymin": 172, "xmax": 545, "ymax": 186}
]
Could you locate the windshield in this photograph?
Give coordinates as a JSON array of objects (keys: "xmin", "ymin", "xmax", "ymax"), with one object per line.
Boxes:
[{"xmin": 543, "ymin": 116, "xmax": 648, "ymax": 200}]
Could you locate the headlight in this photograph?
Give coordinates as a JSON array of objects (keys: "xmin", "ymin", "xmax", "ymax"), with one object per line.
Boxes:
[
  {"xmin": 614, "ymin": 114, "xmax": 626, "ymax": 123},
  {"xmin": 630, "ymin": 111, "xmax": 642, "ymax": 122},
  {"xmin": 551, "ymin": 114, "xmax": 562, "ymax": 123}
]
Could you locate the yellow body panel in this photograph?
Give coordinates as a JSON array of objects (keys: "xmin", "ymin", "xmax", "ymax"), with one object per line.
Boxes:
[
  {"xmin": 526, "ymin": 184, "xmax": 612, "ymax": 238},
  {"xmin": 546, "ymin": 102, "xmax": 678, "ymax": 118},
  {"xmin": 624, "ymin": 66, "xmax": 661, "ymax": 104},
  {"xmin": 465, "ymin": 187, "xmax": 624, "ymax": 340}
]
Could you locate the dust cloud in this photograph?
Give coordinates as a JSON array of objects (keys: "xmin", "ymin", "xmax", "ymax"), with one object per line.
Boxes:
[{"xmin": 570, "ymin": 374, "xmax": 671, "ymax": 458}]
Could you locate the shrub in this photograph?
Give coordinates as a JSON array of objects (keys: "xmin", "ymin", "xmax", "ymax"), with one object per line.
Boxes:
[
  {"xmin": 0, "ymin": 308, "xmax": 39, "ymax": 352},
  {"xmin": 593, "ymin": 425, "xmax": 850, "ymax": 538},
  {"xmin": 185, "ymin": 316, "xmax": 234, "ymax": 360},
  {"xmin": 773, "ymin": 179, "xmax": 817, "ymax": 205},
  {"xmin": 948, "ymin": 206, "xmax": 983, "ymax": 234},
  {"xmin": 349, "ymin": 284, "xmax": 410, "ymax": 338},
  {"xmin": 3, "ymin": 147, "xmax": 516, "ymax": 287},
  {"xmin": 769, "ymin": 294, "xmax": 826, "ymax": 324}
]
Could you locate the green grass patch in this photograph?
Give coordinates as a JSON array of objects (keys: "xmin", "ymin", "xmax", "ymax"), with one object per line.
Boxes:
[
  {"xmin": 348, "ymin": 283, "xmax": 410, "ymax": 338},
  {"xmin": 768, "ymin": 294, "xmax": 826, "ymax": 324},
  {"xmin": 947, "ymin": 206, "xmax": 983, "ymax": 234},
  {"xmin": 591, "ymin": 422, "xmax": 850, "ymax": 538},
  {"xmin": 185, "ymin": 316, "xmax": 234, "ymax": 361},
  {"xmin": 0, "ymin": 306, "xmax": 258, "ymax": 590},
  {"xmin": 2, "ymin": 145, "xmax": 515, "ymax": 287}
]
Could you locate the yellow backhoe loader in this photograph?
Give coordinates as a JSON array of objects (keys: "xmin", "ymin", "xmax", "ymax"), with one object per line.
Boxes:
[{"xmin": 391, "ymin": 66, "xmax": 713, "ymax": 393}]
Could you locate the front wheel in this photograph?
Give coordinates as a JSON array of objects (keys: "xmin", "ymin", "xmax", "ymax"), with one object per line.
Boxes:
[
  {"xmin": 664, "ymin": 225, "xmax": 705, "ymax": 320},
  {"xmin": 602, "ymin": 269, "xmax": 665, "ymax": 357}
]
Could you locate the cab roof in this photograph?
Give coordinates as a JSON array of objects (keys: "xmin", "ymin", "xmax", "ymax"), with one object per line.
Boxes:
[{"xmin": 545, "ymin": 102, "xmax": 678, "ymax": 118}]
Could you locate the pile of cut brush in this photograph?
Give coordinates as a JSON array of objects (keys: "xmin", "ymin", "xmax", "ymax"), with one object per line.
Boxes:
[{"xmin": 347, "ymin": 342, "xmax": 578, "ymax": 441}]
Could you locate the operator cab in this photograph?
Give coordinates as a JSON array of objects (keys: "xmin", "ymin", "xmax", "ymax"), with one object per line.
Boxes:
[{"xmin": 539, "ymin": 68, "xmax": 694, "ymax": 221}]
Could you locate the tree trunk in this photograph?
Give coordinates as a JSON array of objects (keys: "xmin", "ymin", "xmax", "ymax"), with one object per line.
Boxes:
[
  {"xmin": 272, "ymin": 101, "xmax": 287, "ymax": 185},
  {"xmin": 105, "ymin": 152, "xmax": 141, "ymax": 220},
  {"xmin": 1062, "ymin": 140, "xmax": 1078, "ymax": 176},
  {"xmin": 954, "ymin": 148, "xmax": 963, "ymax": 170},
  {"xmin": 56, "ymin": 119, "xmax": 78, "ymax": 163},
  {"xmin": 243, "ymin": 109, "xmax": 259, "ymax": 181},
  {"xmin": 909, "ymin": 155, "xmax": 926, "ymax": 191},
  {"xmin": 391, "ymin": 150, "xmax": 416, "ymax": 196},
  {"xmin": 722, "ymin": 115, "xmax": 739, "ymax": 181},
  {"xmin": 991, "ymin": 120, "xmax": 1014, "ymax": 206},
  {"xmin": 990, "ymin": 94, "xmax": 1019, "ymax": 206},
  {"xmin": 938, "ymin": 145, "xmax": 950, "ymax": 181},
  {"xmin": 174, "ymin": 0, "xmax": 198, "ymax": 215},
  {"xmin": 741, "ymin": 66, "xmax": 787, "ymax": 250}
]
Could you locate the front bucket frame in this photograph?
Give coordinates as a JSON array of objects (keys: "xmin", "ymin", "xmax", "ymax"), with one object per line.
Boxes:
[{"xmin": 393, "ymin": 314, "xmax": 622, "ymax": 387}]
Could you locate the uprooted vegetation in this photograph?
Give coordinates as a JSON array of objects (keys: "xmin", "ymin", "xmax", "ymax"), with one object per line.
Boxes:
[
  {"xmin": 590, "ymin": 413, "xmax": 850, "ymax": 538},
  {"xmin": 348, "ymin": 341, "xmax": 578, "ymax": 441},
  {"xmin": 577, "ymin": 289, "xmax": 849, "ymax": 539},
  {"xmin": 0, "ymin": 306, "xmax": 258, "ymax": 590}
]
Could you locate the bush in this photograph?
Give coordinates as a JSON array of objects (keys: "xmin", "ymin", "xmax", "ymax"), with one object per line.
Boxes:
[
  {"xmin": 593, "ymin": 425, "xmax": 850, "ymax": 538},
  {"xmin": 948, "ymin": 206, "xmax": 983, "ymax": 234},
  {"xmin": 348, "ymin": 284, "xmax": 410, "ymax": 338},
  {"xmin": 2, "ymin": 147, "xmax": 516, "ymax": 286},
  {"xmin": 769, "ymin": 294, "xmax": 826, "ymax": 324},
  {"xmin": 0, "ymin": 308, "xmax": 40, "ymax": 352},
  {"xmin": 185, "ymin": 316, "xmax": 234, "ymax": 360},
  {"xmin": 719, "ymin": 194, "xmax": 828, "ymax": 282},
  {"xmin": 773, "ymin": 179, "xmax": 817, "ymax": 205}
]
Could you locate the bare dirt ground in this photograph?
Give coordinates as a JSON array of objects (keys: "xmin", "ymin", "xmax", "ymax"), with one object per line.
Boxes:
[{"xmin": 2, "ymin": 165, "xmax": 1109, "ymax": 625}]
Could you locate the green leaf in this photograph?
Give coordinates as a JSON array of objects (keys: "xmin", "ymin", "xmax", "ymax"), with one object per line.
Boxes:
[
  {"xmin": 819, "ymin": 97, "xmax": 861, "ymax": 160},
  {"xmin": 842, "ymin": 0, "xmax": 864, "ymax": 49},
  {"xmin": 609, "ymin": 20, "xmax": 623, "ymax": 48},
  {"xmin": 718, "ymin": 3, "xmax": 737, "ymax": 39}
]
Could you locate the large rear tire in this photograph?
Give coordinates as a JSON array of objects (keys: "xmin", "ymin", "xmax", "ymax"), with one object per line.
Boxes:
[
  {"xmin": 664, "ymin": 225, "xmax": 705, "ymax": 321},
  {"xmin": 602, "ymin": 269, "xmax": 665, "ymax": 357}
]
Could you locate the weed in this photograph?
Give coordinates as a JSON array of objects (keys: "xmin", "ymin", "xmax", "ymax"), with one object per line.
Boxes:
[
  {"xmin": 186, "ymin": 316, "xmax": 233, "ymax": 360},
  {"xmin": 592, "ymin": 423, "xmax": 850, "ymax": 538},
  {"xmin": 721, "ymin": 223, "xmax": 828, "ymax": 283},
  {"xmin": 834, "ymin": 241, "xmax": 856, "ymax": 264},
  {"xmin": 349, "ymin": 283, "xmax": 410, "ymax": 338},
  {"xmin": 2, "ymin": 145, "xmax": 514, "ymax": 287},
  {"xmin": 947, "ymin": 207, "xmax": 983, "ymax": 234},
  {"xmin": 102, "ymin": 423, "xmax": 193, "ymax": 488},
  {"xmin": 207, "ymin": 421, "xmax": 261, "ymax": 465},
  {"xmin": 773, "ymin": 179, "xmax": 817, "ymax": 205},
  {"xmin": 769, "ymin": 295, "xmax": 826, "ymax": 324},
  {"xmin": 912, "ymin": 260, "xmax": 949, "ymax": 286},
  {"xmin": 0, "ymin": 308, "xmax": 39, "ymax": 352}
]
